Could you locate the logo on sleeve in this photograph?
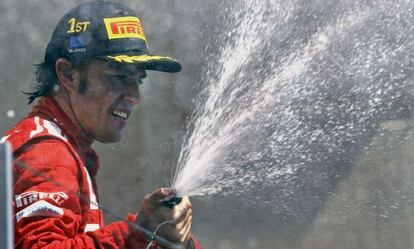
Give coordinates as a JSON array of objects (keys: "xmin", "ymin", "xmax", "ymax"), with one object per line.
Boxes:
[
  {"xmin": 16, "ymin": 200, "xmax": 64, "ymax": 223},
  {"xmin": 103, "ymin": 16, "xmax": 147, "ymax": 42},
  {"xmin": 15, "ymin": 191, "xmax": 68, "ymax": 208}
]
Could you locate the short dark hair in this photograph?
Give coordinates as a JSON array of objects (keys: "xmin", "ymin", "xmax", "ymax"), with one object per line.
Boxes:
[
  {"xmin": 24, "ymin": 60, "xmax": 57, "ymax": 104},
  {"xmin": 25, "ymin": 59, "xmax": 88, "ymax": 104}
]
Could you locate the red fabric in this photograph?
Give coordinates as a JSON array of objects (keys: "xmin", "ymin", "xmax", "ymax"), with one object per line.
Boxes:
[
  {"xmin": 191, "ymin": 236, "xmax": 202, "ymax": 249},
  {"xmin": 4, "ymin": 96, "xmax": 148, "ymax": 249}
]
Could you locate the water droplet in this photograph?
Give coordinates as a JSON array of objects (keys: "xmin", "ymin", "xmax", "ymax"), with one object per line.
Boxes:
[{"xmin": 7, "ymin": 110, "xmax": 15, "ymax": 118}]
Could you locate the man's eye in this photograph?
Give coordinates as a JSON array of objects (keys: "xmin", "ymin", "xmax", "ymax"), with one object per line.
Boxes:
[
  {"xmin": 111, "ymin": 75, "xmax": 126, "ymax": 83},
  {"xmin": 108, "ymin": 74, "xmax": 143, "ymax": 86}
]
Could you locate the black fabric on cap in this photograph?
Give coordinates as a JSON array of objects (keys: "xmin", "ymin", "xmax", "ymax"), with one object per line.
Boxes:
[{"xmin": 44, "ymin": 1, "xmax": 182, "ymax": 73}]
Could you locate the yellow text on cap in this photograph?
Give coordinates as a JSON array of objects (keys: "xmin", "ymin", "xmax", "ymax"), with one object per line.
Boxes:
[{"xmin": 103, "ymin": 16, "xmax": 147, "ymax": 42}]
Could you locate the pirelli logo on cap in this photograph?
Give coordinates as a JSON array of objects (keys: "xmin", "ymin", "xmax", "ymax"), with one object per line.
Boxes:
[{"xmin": 104, "ymin": 16, "xmax": 147, "ymax": 42}]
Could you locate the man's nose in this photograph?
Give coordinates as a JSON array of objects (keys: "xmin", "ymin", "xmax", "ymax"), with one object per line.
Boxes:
[
  {"xmin": 123, "ymin": 84, "xmax": 140, "ymax": 106},
  {"xmin": 121, "ymin": 76, "xmax": 141, "ymax": 105},
  {"xmin": 123, "ymin": 93, "xmax": 140, "ymax": 106}
]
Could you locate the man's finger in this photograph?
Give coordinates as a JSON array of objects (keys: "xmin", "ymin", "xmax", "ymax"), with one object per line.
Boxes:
[
  {"xmin": 145, "ymin": 188, "xmax": 176, "ymax": 207},
  {"xmin": 173, "ymin": 203, "xmax": 191, "ymax": 221},
  {"xmin": 174, "ymin": 208, "xmax": 192, "ymax": 230},
  {"xmin": 178, "ymin": 212, "xmax": 192, "ymax": 234},
  {"xmin": 171, "ymin": 196, "xmax": 191, "ymax": 217},
  {"xmin": 152, "ymin": 188, "xmax": 176, "ymax": 200},
  {"xmin": 179, "ymin": 217, "xmax": 192, "ymax": 243},
  {"xmin": 179, "ymin": 196, "xmax": 192, "ymax": 208}
]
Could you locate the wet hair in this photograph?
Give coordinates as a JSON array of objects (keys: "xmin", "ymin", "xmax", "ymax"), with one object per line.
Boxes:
[{"xmin": 25, "ymin": 58, "xmax": 89, "ymax": 104}]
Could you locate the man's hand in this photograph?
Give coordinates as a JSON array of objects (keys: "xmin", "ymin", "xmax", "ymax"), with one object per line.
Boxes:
[{"xmin": 137, "ymin": 188, "xmax": 193, "ymax": 248}]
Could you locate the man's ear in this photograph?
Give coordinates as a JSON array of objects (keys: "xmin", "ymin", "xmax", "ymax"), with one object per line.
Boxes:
[{"xmin": 55, "ymin": 58, "xmax": 80, "ymax": 93}]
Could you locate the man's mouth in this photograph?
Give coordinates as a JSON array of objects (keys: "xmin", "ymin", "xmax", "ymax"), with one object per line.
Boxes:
[{"xmin": 112, "ymin": 109, "xmax": 129, "ymax": 120}]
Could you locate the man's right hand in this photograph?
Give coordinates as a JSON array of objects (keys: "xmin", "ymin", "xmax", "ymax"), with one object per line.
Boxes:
[{"xmin": 136, "ymin": 188, "xmax": 193, "ymax": 248}]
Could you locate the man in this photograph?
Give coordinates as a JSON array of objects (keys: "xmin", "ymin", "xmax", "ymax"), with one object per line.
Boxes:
[{"xmin": 2, "ymin": 1, "xmax": 201, "ymax": 249}]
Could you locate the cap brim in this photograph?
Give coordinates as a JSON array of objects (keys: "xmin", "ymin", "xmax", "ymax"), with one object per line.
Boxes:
[{"xmin": 100, "ymin": 54, "xmax": 182, "ymax": 73}]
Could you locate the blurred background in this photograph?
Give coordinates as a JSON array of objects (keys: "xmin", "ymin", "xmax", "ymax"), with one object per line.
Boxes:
[{"xmin": 1, "ymin": 0, "xmax": 414, "ymax": 248}]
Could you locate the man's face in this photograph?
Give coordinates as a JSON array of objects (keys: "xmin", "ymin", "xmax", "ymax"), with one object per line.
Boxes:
[{"xmin": 70, "ymin": 59, "xmax": 145, "ymax": 143}]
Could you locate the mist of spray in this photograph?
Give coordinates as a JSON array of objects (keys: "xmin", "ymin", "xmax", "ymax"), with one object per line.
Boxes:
[{"xmin": 171, "ymin": 0, "xmax": 414, "ymax": 203}]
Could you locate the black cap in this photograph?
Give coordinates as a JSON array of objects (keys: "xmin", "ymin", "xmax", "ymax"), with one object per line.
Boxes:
[{"xmin": 44, "ymin": 1, "xmax": 182, "ymax": 72}]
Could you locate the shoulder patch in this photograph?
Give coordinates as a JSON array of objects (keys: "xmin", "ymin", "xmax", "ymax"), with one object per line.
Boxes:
[
  {"xmin": 5, "ymin": 116, "xmax": 68, "ymax": 152},
  {"xmin": 30, "ymin": 116, "xmax": 67, "ymax": 141}
]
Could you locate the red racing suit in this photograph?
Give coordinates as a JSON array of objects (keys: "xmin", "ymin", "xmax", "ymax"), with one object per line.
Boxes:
[{"xmin": 2, "ymin": 96, "xmax": 201, "ymax": 249}]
